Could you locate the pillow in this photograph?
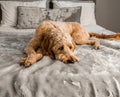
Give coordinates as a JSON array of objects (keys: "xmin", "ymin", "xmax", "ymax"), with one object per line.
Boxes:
[
  {"xmin": 53, "ymin": 1, "xmax": 96, "ymax": 26},
  {"xmin": 0, "ymin": 1, "xmax": 46, "ymax": 27},
  {"xmin": 17, "ymin": 6, "xmax": 81, "ymax": 29},
  {"xmin": 17, "ymin": 7, "xmax": 47, "ymax": 29},
  {"xmin": 47, "ymin": 7, "xmax": 81, "ymax": 22}
]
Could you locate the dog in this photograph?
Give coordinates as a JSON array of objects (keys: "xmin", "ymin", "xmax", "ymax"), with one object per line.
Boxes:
[{"xmin": 20, "ymin": 20, "xmax": 120, "ymax": 67}]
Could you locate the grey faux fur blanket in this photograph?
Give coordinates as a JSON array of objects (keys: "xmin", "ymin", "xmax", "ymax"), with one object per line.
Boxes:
[{"xmin": 0, "ymin": 26, "xmax": 120, "ymax": 97}]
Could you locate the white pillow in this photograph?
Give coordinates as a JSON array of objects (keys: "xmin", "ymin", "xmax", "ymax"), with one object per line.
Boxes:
[
  {"xmin": 53, "ymin": 1, "xmax": 96, "ymax": 26},
  {"xmin": 0, "ymin": 1, "xmax": 46, "ymax": 27}
]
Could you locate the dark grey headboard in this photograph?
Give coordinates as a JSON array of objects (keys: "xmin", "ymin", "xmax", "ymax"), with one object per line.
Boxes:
[
  {"xmin": 47, "ymin": 0, "xmax": 96, "ymax": 9},
  {"xmin": 51, "ymin": 0, "xmax": 95, "ymax": 3}
]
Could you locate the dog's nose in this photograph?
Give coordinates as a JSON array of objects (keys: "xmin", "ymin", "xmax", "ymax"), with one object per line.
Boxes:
[{"xmin": 67, "ymin": 59, "xmax": 74, "ymax": 63}]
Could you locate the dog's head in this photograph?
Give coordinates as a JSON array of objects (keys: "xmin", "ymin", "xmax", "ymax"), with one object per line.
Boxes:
[{"xmin": 43, "ymin": 31, "xmax": 78, "ymax": 63}]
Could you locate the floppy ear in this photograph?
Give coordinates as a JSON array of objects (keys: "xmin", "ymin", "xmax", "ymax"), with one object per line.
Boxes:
[
  {"xmin": 41, "ymin": 36, "xmax": 49, "ymax": 55},
  {"xmin": 48, "ymin": 38, "xmax": 56, "ymax": 59},
  {"xmin": 41, "ymin": 35, "xmax": 55, "ymax": 59},
  {"xmin": 44, "ymin": 37, "xmax": 49, "ymax": 51},
  {"xmin": 72, "ymin": 39, "xmax": 76, "ymax": 49}
]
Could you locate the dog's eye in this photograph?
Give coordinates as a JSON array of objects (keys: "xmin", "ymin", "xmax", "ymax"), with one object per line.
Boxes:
[
  {"xmin": 59, "ymin": 46, "xmax": 64, "ymax": 50},
  {"xmin": 69, "ymin": 46, "xmax": 72, "ymax": 49}
]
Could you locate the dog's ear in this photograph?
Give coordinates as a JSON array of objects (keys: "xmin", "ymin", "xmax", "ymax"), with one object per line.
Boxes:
[
  {"xmin": 44, "ymin": 37, "xmax": 49, "ymax": 51},
  {"xmin": 72, "ymin": 39, "xmax": 76, "ymax": 49},
  {"xmin": 50, "ymin": 50, "xmax": 55, "ymax": 59},
  {"xmin": 41, "ymin": 36, "xmax": 49, "ymax": 54},
  {"xmin": 42, "ymin": 35, "xmax": 55, "ymax": 59},
  {"xmin": 48, "ymin": 39, "xmax": 56, "ymax": 59}
]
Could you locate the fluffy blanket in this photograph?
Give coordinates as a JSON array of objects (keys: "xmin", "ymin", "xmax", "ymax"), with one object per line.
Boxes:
[{"xmin": 0, "ymin": 25, "xmax": 120, "ymax": 97}]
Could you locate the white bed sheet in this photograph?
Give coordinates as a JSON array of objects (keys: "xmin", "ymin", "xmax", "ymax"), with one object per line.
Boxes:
[
  {"xmin": 0, "ymin": 25, "xmax": 120, "ymax": 97},
  {"xmin": 0, "ymin": 24, "xmax": 115, "ymax": 34},
  {"xmin": 0, "ymin": 26, "xmax": 35, "ymax": 35}
]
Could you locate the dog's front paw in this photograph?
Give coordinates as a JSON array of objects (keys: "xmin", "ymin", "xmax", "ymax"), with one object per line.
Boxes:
[
  {"xmin": 25, "ymin": 57, "xmax": 36, "ymax": 67},
  {"xmin": 93, "ymin": 45, "xmax": 99, "ymax": 50},
  {"xmin": 20, "ymin": 56, "xmax": 37, "ymax": 67},
  {"xmin": 71, "ymin": 55, "xmax": 78, "ymax": 62},
  {"xmin": 20, "ymin": 58, "xmax": 27, "ymax": 66}
]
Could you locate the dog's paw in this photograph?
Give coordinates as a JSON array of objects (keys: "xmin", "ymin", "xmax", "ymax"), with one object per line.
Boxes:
[
  {"xmin": 93, "ymin": 45, "xmax": 99, "ymax": 50},
  {"xmin": 25, "ymin": 57, "xmax": 36, "ymax": 67},
  {"xmin": 20, "ymin": 57, "xmax": 37, "ymax": 67},
  {"xmin": 93, "ymin": 40, "xmax": 100, "ymax": 50},
  {"xmin": 20, "ymin": 58, "xmax": 26, "ymax": 66},
  {"xmin": 70, "ymin": 55, "xmax": 78, "ymax": 63}
]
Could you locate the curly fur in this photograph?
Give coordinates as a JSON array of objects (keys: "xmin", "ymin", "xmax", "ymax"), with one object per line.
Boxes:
[{"xmin": 20, "ymin": 20, "xmax": 120, "ymax": 67}]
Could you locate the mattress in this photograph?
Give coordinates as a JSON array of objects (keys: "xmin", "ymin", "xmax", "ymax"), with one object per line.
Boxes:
[{"xmin": 0, "ymin": 25, "xmax": 120, "ymax": 97}]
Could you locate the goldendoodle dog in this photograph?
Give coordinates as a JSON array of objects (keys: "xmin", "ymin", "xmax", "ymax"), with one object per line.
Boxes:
[{"xmin": 20, "ymin": 20, "xmax": 120, "ymax": 67}]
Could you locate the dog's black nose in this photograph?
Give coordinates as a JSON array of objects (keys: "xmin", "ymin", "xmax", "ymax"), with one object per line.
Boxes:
[{"xmin": 67, "ymin": 59, "xmax": 74, "ymax": 63}]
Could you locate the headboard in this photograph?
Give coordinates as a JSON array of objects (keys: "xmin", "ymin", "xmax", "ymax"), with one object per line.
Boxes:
[
  {"xmin": 55, "ymin": 0, "xmax": 96, "ymax": 3},
  {"xmin": 80, "ymin": 0, "xmax": 96, "ymax": 3},
  {"xmin": 0, "ymin": 0, "xmax": 96, "ymax": 23}
]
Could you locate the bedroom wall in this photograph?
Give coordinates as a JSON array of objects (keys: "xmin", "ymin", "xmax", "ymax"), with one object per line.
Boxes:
[
  {"xmin": 0, "ymin": 5, "xmax": 1, "ymax": 23},
  {"xmin": 96, "ymin": 0, "xmax": 120, "ymax": 32}
]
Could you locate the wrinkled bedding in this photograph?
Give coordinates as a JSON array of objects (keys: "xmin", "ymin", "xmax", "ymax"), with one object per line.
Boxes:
[{"xmin": 0, "ymin": 25, "xmax": 120, "ymax": 97}]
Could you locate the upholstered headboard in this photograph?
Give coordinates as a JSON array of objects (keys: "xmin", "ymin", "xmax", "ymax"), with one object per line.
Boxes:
[
  {"xmin": 80, "ymin": 0, "xmax": 96, "ymax": 3},
  {"xmin": 55, "ymin": 0, "xmax": 96, "ymax": 3},
  {"xmin": 0, "ymin": 0, "xmax": 96, "ymax": 24}
]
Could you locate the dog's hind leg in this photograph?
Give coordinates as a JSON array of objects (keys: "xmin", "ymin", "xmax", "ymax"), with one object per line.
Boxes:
[{"xmin": 75, "ymin": 39, "xmax": 100, "ymax": 50}]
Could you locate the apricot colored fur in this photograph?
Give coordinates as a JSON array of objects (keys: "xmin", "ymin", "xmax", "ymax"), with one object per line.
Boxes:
[{"xmin": 20, "ymin": 20, "xmax": 120, "ymax": 67}]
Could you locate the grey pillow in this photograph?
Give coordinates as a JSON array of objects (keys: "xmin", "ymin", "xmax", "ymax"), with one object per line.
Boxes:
[
  {"xmin": 47, "ymin": 7, "xmax": 81, "ymax": 23},
  {"xmin": 17, "ymin": 6, "xmax": 81, "ymax": 29},
  {"xmin": 17, "ymin": 7, "xmax": 47, "ymax": 29}
]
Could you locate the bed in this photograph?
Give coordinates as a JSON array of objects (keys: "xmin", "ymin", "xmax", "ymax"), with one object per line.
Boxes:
[{"xmin": 0, "ymin": 1, "xmax": 120, "ymax": 97}]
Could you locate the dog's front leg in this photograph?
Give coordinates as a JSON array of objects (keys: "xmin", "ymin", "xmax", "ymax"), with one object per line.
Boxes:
[
  {"xmin": 36, "ymin": 48, "xmax": 43, "ymax": 61},
  {"xmin": 21, "ymin": 37, "xmax": 41, "ymax": 67},
  {"xmin": 24, "ymin": 49, "xmax": 37, "ymax": 67},
  {"xmin": 21, "ymin": 48, "xmax": 43, "ymax": 67}
]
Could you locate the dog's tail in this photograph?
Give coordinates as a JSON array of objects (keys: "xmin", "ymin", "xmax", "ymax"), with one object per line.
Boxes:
[{"xmin": 89, "ymin": 32, "xmax": 120, "ymax": 40}]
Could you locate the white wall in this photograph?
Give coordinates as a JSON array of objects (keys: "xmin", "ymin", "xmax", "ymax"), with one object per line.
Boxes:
[{"xmin": 96, "ymin": 0, "xmax": 120, "ymax": 32}]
